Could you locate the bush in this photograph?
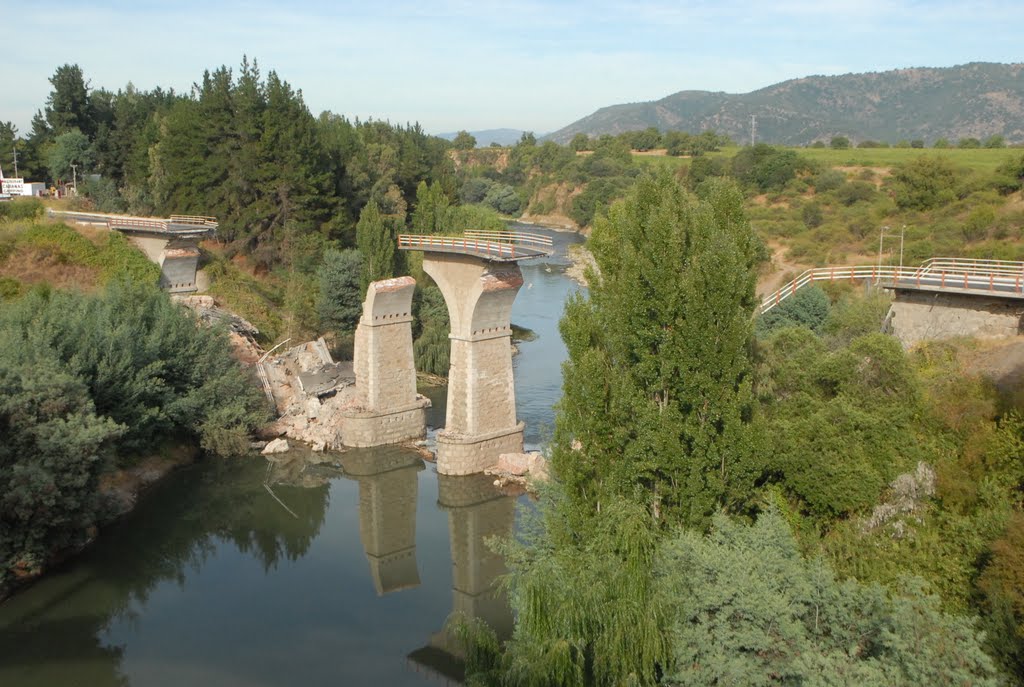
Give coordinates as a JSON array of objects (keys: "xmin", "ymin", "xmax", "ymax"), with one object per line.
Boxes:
[
  {"xmin": 801, "ymin": 202, "xmax": 823, "ymax": 228},
  {"xmin": 0, "ymin": 281, "xmax": 267, "ymax": 589},
  {"xmin": 891, "ymin": 155, "xmax": 962, "ymax": 210},
  {"xmin": 0, "ymin": 198, "xmax": 44, "ymax": 222},
  {"xmin": 836, "ymin": 180, "xmax": 876, "ymax": 206},
  {"xmin": 756, "ymin": 285, "xmax": 830, "ymax": 336},
  {"xmin": 812, "ymin": 169, "xmax": 845, "ymax": 193}
]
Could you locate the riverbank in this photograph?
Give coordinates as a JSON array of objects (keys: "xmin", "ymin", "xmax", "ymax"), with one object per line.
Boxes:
[{"xmin": 1, "ymin": 443, "xmax": 201, "ymax": 603}]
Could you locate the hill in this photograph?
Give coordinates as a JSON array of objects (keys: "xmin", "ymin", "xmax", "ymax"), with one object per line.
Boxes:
[
  {"xmin": 546, "ymin": 62, "xmax": 1024, "ymax": 146},
  {"xmin": 436, "ymin": 128, "xmax": 529, "ymax": 147}
]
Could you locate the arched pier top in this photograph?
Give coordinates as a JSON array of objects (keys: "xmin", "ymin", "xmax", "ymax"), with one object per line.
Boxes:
[
  {"xmin": 362, "ymin": 276, "xmax": 416, "ymax": 325},
  {"xmin": 421, "ymin": 254, "xmax": 523, "ymax": 339}
]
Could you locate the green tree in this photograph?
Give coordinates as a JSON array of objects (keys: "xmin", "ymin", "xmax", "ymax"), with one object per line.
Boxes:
[
  {"xmin": 412, "ymin": 180, "xmax": 452, "ymax": 234},
  {"xmin": 0, "ymin": 355, "xmax": 124, "ymax": 583},
  {"xmin": 452, "ymin": 130, "xmax": 476, "ymax": 150},
  {"xmin": 569, "ymin": 132, "xmax": 591, "ymax": 152},
  {"xmin": 829, "ymin": 135, "xmax": 850, "ymax": 149},
  {"xmin": 933, "ymin": 137, "xmax": 951, "ymax": 148},
  {"xmin": 46, "ymin": 129, "xmax": 94, "ymax": 183},
  {"xmin": 555, "ymin": 174, "xmax": 761, "ymax": 527},
  {"xmin": 44, "ymin": 64, "xmax": 94, "ymax": 137},
  {"xmin": 958, "ymin": 137, "xmax": 982, "ymax": 149},
  {"xmin": 315, "ymin": 248, "xmax": 363, "ymax": 333},
  {"xmin": 355, "ymin": 200, "xmax": 394, "ymax": 291},
  {"xmin": 891, "ymin": 155, "xmax": 961, "ymax": 210},
  {"xmin": 984, "ymin": 135, "xmax": 1006, "ymax": 149}
]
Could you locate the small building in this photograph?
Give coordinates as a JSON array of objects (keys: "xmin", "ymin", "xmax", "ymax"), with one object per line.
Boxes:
[{"xmin": 0, "ymin": 178, "xmax": 46, "ymax": 197}]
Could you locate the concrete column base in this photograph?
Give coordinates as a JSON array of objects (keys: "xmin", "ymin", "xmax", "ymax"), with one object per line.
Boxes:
[
  {"xmin": 341, "ymin": 397, "xmax": 432, "ymax": 448},
  {"xmin": 435, "ymin": 422, "xmax": 524, "ymax": 476}
]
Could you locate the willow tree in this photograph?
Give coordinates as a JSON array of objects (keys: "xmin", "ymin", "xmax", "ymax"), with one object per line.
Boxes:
[{"xmin": 554, "ymin": 173, "xmax": 761, "ymax": 528}]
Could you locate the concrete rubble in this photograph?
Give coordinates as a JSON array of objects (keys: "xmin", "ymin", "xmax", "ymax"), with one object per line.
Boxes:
[
  {"xmin": 259, "ymin": 338, "xmax": 362, "ymax": 450},
  {"xmin": 173, "ymin": 295, "xmax": 263, "ymax": 364}
]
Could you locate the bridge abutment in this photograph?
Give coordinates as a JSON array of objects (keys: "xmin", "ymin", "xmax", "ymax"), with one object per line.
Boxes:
[
  {"xmin": 887, "ymin": 289, "xmax": 1024, "ymax": 348},
  {"xmin": 341, "ymin": 276, "xmax": 430, "ymax": 447},
  {"xmin": 422, "ymin": 254, "xmax": 525, "ymax": 475}
]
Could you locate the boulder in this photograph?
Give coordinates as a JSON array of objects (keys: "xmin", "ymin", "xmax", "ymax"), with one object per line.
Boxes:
[{"xmin": 262, "ymin": 438, "xmax": 290, "ymax": 455}]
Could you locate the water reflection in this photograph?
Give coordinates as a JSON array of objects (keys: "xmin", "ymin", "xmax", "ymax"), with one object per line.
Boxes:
[
  {"xmin": 0, "ymin": 459, "xmax": 331, "ymax": 687},
  {"xmin": 409, "ymin": 474, "xmax": 516, "ymax": 683},
  {"xmin": 340, "ymin": 448, "xmax": 425, "ymax": 595},
  {"xmin": 0, "ymin": 224, "xmax": 578, "ymax": 686}
]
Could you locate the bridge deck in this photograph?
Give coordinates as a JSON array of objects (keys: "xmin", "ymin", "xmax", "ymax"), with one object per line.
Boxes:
[
  {"xmin": 761, "ymin": 258, "xmax": 1024, "ymax": 314},
  {"xmin": 397, "ymin": 230, "xmax": 554, "ymax": 262},
  {"xmin": 48, "ymin": 209, "xmax": 218, "ymax": 238}
]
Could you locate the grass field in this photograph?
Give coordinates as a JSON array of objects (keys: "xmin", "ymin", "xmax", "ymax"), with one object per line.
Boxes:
[{"xmin": 633, "ymin": 146, "xmax": 1021, "ymax": 173}]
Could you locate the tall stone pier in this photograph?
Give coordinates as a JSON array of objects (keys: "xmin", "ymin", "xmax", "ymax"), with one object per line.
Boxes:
[
  {"xmin": 422, "ymin": 255, "xmax": 525, "ymax": 475},
  {"xmin": 341, "ymin": 277, "xmax": 430, "ymax": 447}
]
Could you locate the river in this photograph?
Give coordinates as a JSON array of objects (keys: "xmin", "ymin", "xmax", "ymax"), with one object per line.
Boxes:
[{"xmin": 0, "ymin": 225, "xmax": 584, "ymax": 687}]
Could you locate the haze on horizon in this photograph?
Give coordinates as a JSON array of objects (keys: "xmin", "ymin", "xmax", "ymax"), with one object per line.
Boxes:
[{"xmin": 5, "ymin": 0, "xmax": 1023, "ymax": 138}]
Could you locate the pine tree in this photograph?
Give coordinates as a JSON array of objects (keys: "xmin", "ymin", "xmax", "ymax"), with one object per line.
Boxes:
[{"xmin": 553, "ymin": 173, "xmax": 761, "ymax": 527}]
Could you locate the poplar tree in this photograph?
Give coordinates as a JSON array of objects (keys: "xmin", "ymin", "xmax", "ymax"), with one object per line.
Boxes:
[
  {"xmin": 553, "ymin": 173, "xmax": 761, "ymax": 527},
  {"xmin": 355, "ymin": 200, "xmax": 394, "ymax": 292}
]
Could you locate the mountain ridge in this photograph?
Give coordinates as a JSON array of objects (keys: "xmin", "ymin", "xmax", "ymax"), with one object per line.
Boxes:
[{"xmin": 545, "ymin": 62, "xmax": 1024, "ymax": 146}]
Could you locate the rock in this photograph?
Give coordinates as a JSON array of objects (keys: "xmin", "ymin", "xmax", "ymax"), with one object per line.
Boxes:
[
  {"xmin": 262, "ymin": 438, "xmax": 290, "ymax": 454},
  {"xmin": 306, "ymin": 398, "xmax": 321, "ymax": 420},
  {"xmin": 250, "ymin": 441, "xmax": 268, "ymax": 450},
  {"xmin": 496, "ymin": 452, "xmax": 532, "ymax": 476},
  {"xmin": 312, "ymin": 441, "xmax": 326, "ymax": 452}
]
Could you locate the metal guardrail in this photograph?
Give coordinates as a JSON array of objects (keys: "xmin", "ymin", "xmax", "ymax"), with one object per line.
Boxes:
[
  {"xmin": 48, "ymin": 209, "xmax": 218, "ymax": 234},
  {"xmin": 760, "ymin": 258, "xmax": 1024, "ymax": 314},
  {"xmin": 397, "ymin": 231, "xmax": 554, "ymax": 261}
]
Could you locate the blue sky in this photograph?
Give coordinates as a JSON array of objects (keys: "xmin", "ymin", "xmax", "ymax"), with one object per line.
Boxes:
[{"xmin": 5, "ymin": 1, "xmax": 1023, "ymax": 136}]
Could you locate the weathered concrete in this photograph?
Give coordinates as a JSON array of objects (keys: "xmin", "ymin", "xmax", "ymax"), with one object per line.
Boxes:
[
  {"xmin": 887, "ymin": 289, "xmax": 1024, "ymax": 348},
  {"xmin": 127, "ymin": 236, "xmax": 201, "ymax": 293},
  {"xmin": 341, "ymin": 447, "xmax": 424, "ymax": 596},
  {"xmin": 422, "ymin": 254, "xmax": 525, "ymax": 474},
  {"xmin": 341, "ymin": 277, "xmax": 430, "ymax": 447},
  {"xmin": 408, "ymin": 475, "xmax": 515, "ymax": 676}
]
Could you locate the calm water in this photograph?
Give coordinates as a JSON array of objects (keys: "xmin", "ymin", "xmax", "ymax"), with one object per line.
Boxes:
[{"xmin": 0, "ymin": 226, "xmax": 583, "ymax": 687}]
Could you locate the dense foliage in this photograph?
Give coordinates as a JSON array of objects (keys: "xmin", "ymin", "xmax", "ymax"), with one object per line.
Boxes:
[
  {"xmin": 555, "ymin": 174, "xmax": 761, "ymax": 527},
  {"xmin": 459, "ymin": 172, "xmax": 1023, "ymax": 686},
  {"xmin": 0, "ymin": 281, "xmax": 266, "ymax": 589}
]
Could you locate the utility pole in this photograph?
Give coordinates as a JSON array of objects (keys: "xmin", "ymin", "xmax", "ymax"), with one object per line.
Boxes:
[
  {"xmin": 750, "ymin": 115, "xmax": 757, "ymax": 147},
  {"xmin": 71, "ymin": 163, "xmax": 78, "ymax": 196},
  {"xmin": 12, "ymin": 146, "xmax": 17, "ymax": 178}
]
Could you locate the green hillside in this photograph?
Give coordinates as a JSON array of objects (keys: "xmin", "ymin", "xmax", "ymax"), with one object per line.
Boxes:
[{"xmin": 547, "ymin": 62, "xmax": 1024, "ymax": 146}]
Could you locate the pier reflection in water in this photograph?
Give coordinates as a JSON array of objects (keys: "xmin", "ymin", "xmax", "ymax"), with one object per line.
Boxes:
[
  {"xmin": 340, "ymin": 447, "xmax": 424, "ymax": 595},
  {"xmin": 409, "ymin": 474, "xmax": 516, "ymax": 682}
]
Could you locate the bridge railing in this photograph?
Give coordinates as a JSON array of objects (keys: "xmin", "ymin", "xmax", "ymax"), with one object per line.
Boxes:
[
  {"xmin": 397, "ymin": 231, "xmax": 554, "ymax": 260},
  {"xmin": 463, "ymin": 230, "xmax": 553, "ymax": 252},
  {"xmin": 169, "ymin": 215, "xmax": 219, "ymax": 228},
  {"xmin": 760, "ymin": 260, "xmax": 1024, "ymax": 314}
]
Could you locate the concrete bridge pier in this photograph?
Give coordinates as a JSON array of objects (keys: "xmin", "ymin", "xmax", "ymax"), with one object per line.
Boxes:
[
  {"xmin": 341, "ymin": 277, "xmax": 431, "ymax": 447},
  {"xmin": 422, "ymin": 255, "xmax": 525, "ymax": 475},
  {"xmin": 127, "ymin": 236, "xmax": 202, "ymax": 293}
]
